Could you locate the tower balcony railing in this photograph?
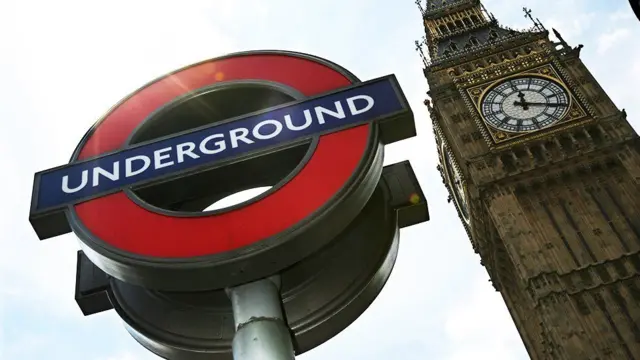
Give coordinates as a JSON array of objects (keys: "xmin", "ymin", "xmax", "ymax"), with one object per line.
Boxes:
[
  {"xmin": 430, "ymin": 18, "xmax": 497, "ymax": 42},
  {"xmin": 418, "ymin": 25, "xmax": 547, "ymax": 69}
]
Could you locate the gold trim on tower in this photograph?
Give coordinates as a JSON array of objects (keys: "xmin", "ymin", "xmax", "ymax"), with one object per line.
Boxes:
[{"xmin": 463, "ymin": 63, "xmax": 589, "ymax": 148}]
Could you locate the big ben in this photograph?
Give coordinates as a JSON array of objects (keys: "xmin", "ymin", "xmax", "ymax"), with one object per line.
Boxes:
[{"xmin": 416, "ymin": 0, "xmax": 640, "ymax": 359}]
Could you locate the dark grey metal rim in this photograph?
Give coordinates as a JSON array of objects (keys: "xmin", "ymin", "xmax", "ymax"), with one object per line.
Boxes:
[
  {"xmin": 66, "ymin": 50, "xmax": 359, "ymax": 164},
  {"xmin": 107, "ymin": 185, "xmax": 399, "ymax": 359},
  {"xmin": 72, "ymin": 139, "xmax": 383, "ymax": 291}
]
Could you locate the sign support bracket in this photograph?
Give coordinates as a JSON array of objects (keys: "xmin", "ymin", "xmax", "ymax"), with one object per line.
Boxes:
[{"xmin": 227, "ymin": 276, "xmax": 296, "ymax": 360}]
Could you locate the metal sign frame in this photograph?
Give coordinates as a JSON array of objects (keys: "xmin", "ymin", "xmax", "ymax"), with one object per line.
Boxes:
[{"xmin": 29, "ymin": 51, "xmax": 416, "ymax": 292}]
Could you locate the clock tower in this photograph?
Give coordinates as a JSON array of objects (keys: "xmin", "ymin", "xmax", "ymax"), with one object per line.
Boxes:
[{"xmin": 416, "ymin": 0, "xmax": 640, "ymax": 359}]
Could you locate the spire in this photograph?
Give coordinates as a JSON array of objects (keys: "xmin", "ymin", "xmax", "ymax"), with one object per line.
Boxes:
[
  {"xmin": 523, "ymin": 7, "xmax": 546, "ymax": 32},
  {"xmin": 552, "ymin": 28, "xmax": 569, "ymax": 48},
  {"xmin": 417, "ymin": 0, "xmax": 511, "ymax": 63},
  {"xmin": 551, "ymin": 27, "xmax": 584, "ymax": 56},
  {"xmin": 415, "ymin": 0, "xmax": 425, "ymax": 16},
  {"xmin": 480, "ymin": 2, "xmax": 496, "ymax": 22},
  {"xmin": 415, "ymin": 37, "xmax": 429, "ymax": 67}
]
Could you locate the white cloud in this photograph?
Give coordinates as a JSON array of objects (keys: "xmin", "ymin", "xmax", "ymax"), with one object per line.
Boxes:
[
  {"xmin": 597, "ymin": 28, "xmax": 631, "ymax": 54},
  {"xmin": 101, "ymin": 352, "xmax": 140, "ymax": 360},
  {"xmin": 484, "ymin": 0, "xmax": 595, "ymax": 41},
  {"xmin": 443, "ymin": 275, "xmax": 527, "ymax": 360},
  {"xmin": 546, "ymin": 11, "xmax": 597, "ymax": 40},
  {"xmin": 609, "ymin": 9, "xmax": 635, "ymax": 21},
  {"xmin": 633, "ymin": 59, "xmax": 640, "ymax": 78},
  {"xmin": 2, "ymin": 1, "xmax": 639, "ymax": 360},
  {"xmin": 0, "ymin": 0, "xmax": 240, "ymax": 310}
]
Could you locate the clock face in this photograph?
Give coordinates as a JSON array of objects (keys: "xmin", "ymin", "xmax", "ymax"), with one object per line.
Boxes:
[
  {"xmin": 442, "ymin": 145, "xmax": 470, "ymax": 224},
  {"xmin": 480, "ymin": 76, "xmax": 570, "ymax": 133}
]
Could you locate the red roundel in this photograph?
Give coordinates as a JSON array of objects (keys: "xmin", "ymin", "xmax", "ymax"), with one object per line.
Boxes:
[{"xmin": 69, "ymin": 51, "xmax": 382, "ymax": 291}]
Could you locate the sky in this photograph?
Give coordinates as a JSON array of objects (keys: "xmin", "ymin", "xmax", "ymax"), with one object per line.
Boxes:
[{"xmin": 1, "ymin": 0, "xmax": 639, "ymax": 359}]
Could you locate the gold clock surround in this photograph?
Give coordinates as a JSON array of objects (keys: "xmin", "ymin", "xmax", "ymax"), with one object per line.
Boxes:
[{"xmin": 464, "ymin": 64, "xmax": 590, "ymax": 148}]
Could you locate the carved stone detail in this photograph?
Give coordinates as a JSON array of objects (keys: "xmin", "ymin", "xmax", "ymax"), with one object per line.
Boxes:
[{"xmin": 419, "ymin": 2, "xmax": 640, "ymax": 358}]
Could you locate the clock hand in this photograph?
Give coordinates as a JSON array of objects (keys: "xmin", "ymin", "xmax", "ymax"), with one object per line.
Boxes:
[
  {"xmin": 513, "ymin": 100, "xmax": 530, "ymax": 110},
  {"xmin": 526, "ymin": 102, "xmax": 568, "ymax": 107}
]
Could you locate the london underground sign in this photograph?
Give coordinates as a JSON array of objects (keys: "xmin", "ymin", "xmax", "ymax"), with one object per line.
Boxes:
[
  {"xmin": 30, "ymin": 50, "xmax": 429, "ymax": 359},
  {"xmin": 29, "ymin": 51, "xmax": 418, "ymax": 292},
  {"xmin": 33, "ymin": 77, "xmax": 404, "ymax": 212}
]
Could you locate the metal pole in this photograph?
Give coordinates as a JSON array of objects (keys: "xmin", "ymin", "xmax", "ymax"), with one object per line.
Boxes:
[{"xmin": 227, "ymin": 276, "xmax": 296, "ymax": 360}]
